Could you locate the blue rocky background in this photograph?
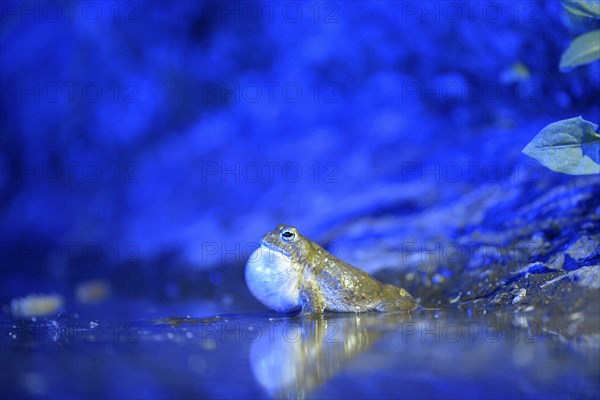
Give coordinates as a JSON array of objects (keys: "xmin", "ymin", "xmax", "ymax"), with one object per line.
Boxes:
[
  {"xmin": 1, "ymin": 1, "xmax": 599, "ymax": 318},
  {"xmin": 2, "ymin": 2, "xmax": 600, "ymax": 399}
]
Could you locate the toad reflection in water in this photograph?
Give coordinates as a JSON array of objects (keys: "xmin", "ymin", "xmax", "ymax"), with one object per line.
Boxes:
[
  {"xmin": 245, "ymin": 225, "xmax": 416, "ymax": 314},
  {"xmin": 249, "ymin": 313, "xmax": 411, "ymax": 399}
]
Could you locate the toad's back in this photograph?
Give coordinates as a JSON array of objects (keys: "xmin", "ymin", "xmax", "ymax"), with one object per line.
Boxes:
[{"xmin": 308, "ymin": 248, "xmax": 416, "ymax": 312}]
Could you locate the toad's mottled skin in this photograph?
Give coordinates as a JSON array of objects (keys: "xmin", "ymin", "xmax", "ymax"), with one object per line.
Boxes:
[{"xmin": 245, "ymin": 225, "xmax": 416, "ymax": 314}]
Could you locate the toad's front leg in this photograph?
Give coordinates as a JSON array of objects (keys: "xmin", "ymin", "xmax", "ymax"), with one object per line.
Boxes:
[{"xmin": 299, "ymin": 281, "xmax": 326, "ymax": 315}]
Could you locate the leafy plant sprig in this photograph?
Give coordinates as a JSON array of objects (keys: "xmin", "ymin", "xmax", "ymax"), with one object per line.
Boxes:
[{"xmin": 523, "ymin": 0, "xmax": 600, "ymax": 175}]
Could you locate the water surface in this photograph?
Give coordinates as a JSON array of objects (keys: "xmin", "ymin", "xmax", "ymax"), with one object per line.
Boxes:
[{"xmin": 2, "ymin": 303, "xmax": 598, "ymax": 399}]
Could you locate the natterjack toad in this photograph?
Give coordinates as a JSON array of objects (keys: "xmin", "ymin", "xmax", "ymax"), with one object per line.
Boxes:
[{"xmin": 245, "ymin": 225, "xmax": 416, "ymax": 314}]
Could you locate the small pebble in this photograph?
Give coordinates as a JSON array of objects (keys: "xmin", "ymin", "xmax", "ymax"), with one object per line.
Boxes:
[
  {"xmin": 10, "ymin": 294, "xmax": 64, "ymax": 318},
  {"xmin": 75, "ymin": 280, "xmax": 111, "ymax": 304},
  {"xmin": 512, "ymin": 288, "xmax": 527, "ymax": 304}
]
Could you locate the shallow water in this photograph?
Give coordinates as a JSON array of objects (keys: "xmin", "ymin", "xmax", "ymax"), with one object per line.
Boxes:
[{"xmin": 2, "ymin": 302, "xmax": 598, "ymax": 399}]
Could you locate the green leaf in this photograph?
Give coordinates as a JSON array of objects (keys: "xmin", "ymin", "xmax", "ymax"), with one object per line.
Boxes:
[
  {"xmin": 562, "ymin": 0, "xmax": 600, "ymax": 19},
  {"xmin": 560, "ymin": 30, "xmax": 600, "ymax": 71},
  {"xmin": 522, "ymin": 117, "xmax": 600, "ymax": 175}
]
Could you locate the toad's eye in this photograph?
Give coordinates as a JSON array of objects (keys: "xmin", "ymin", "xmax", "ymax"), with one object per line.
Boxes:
[{"xmin": 280, "ymin": 228, "xmax": 297, "ymax": 242}]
